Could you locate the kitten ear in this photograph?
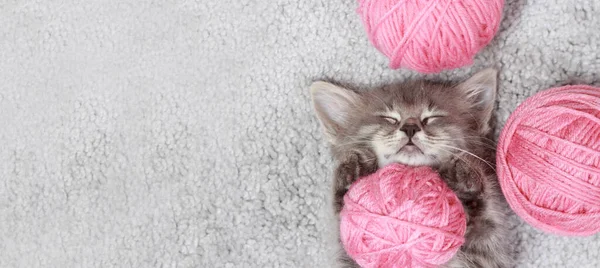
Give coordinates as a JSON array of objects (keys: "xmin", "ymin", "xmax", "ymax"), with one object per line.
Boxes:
[
  {"xmin": 457, "ymin": 68, "xmax": 498, "ymax": 134},
  {"xmin": 310, "ymin": 81, "xmax": 360, "ymax": 144}
]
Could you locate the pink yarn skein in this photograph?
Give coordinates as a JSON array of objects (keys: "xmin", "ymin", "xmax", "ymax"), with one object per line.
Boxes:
[
  {"xmin": 357, "ymin": 0, "xmax": 504, "ymax": 73},
  {"xmin": 340, "ymin": 163, "xmax": 466, "ymax": 268},
  {"xmin": 497, "ymin": 85, "xmax": 600, "ymax": 236}
]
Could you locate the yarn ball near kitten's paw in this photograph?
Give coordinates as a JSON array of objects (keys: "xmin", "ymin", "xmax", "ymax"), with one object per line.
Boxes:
[
  {"xmin": 497, "ymin": 85, "xmax": 600, "ymax": 236},
  {"xmin": 340, "ymin": 163, "xmax": 466, "ymax": 268},
  {"xmin": 356, "ymin": 0, "xmax": 504, "ymax": 73}
]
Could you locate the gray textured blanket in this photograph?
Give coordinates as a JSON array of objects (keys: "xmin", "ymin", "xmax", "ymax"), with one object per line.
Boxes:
[{"xmin": 2, "ymin": 0, "xmax": 600, "ymax": 267}]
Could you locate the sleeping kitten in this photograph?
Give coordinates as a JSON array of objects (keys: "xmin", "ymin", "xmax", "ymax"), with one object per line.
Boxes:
[{"xmin": 310, "ymin": 69, "xmax": 514, "ymax": 268}]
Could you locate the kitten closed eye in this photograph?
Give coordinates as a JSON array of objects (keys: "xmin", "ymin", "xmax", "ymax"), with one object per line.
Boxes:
[
  {"xmin": 381, "ymin": 116, "xmax": 399, "ymax": 125},
  {"xmin": 421, "ymin": 116, "xmax": 444, "ymax": 126}
]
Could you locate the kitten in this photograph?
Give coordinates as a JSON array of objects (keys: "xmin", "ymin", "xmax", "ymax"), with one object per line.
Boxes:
[{"xmin": 310, "ymin": 69, "xmax": 514, "ymax": 268}]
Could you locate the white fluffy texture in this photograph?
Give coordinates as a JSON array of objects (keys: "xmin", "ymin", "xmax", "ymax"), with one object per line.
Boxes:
[{"xmin": 1, "ymin": 0, "xmax": 600, "ymax": 267}]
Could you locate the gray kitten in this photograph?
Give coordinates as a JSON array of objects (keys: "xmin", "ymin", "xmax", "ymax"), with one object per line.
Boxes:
[{"xmin": 310, "ymin": 69, "xmax": 514, "ymax": 268}]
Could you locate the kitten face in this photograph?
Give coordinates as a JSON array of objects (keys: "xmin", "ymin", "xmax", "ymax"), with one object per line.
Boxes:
[
  {"xmin": 367, "ymin": 100, "xmax": 464, "ymax": 167},
  {"xmin": 310, "ymin": 69, "xmax": 497, "ymax": 168}
]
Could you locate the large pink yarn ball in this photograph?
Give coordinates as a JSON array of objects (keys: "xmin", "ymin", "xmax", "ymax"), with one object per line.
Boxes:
[
  {"xmin": 497, "ymin": 85, "xmax": 600, "ymax": 236},
  {"xmin": 357, "ymin": 0, "xmax": 504, "ymax": 73},
  {"xmin": 340, "ymin": 163, "xmax": 466, "ymax": 268}
]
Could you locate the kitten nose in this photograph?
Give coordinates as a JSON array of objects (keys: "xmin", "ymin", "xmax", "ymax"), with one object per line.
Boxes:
[{"xmin": 400, "ymin": 124, "xmax": 421, "ymax": 138}]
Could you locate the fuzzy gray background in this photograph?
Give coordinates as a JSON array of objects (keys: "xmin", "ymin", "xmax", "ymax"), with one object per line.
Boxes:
[{"xmin": 1, "ymin": 0, "xmax": 600, "ymax": 267}]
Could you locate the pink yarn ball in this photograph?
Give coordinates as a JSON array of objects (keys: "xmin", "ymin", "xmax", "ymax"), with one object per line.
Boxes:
[
  {"xmin": 497, "ymin": 85, "xmax": 600, "ymax": 236},
  {"xmin": 357, "ymin": 0, "xmax": 504, "ymax": 73},
  {"xmin": 340, "ymin": 163, "xmax": 466, "ymax": 268}
]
